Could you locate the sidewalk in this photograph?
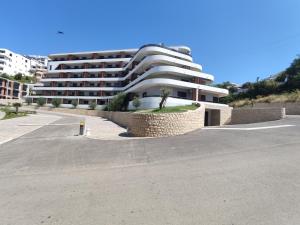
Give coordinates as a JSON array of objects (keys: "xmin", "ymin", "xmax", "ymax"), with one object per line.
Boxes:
[
  {"xmin": 33, "ymin": 109, "xmax": 136, "ymax": 140},
  {"xmin": 84, "ymin": 116, "xmax": 129, "ymax": 140},
  {"xmin": 0, "ymin": 113, "xmax": 61, "ymax": 145}
]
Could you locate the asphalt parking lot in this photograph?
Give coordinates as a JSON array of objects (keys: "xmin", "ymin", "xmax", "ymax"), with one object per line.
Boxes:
[{"xmin": 0, "ymin": 114, "xmax": 300, "ymax": 225}]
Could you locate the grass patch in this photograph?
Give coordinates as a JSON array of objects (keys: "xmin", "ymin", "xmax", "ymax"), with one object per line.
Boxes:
[
  {"xmin": 230, "ymin": 90, "xmax": 300, "ymax": 107},
  {"xmin": 0, "ymin": 107, "xmax": 30, "ymax": 120},
  {"xmin": 151, "ymin": 104, "xmax": 198, "ymax": 113}
]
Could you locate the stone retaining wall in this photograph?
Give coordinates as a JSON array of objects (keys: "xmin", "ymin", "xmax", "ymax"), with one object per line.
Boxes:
[
  {"xmin": 230, "ymin": 107, "xmax": 286, "ymax": 124},
  {"xmin": 98, "ymin": 111, "xmax": 132, "ymax": 128},
  {"xmin": 128, "ymin": 105, "xmax": 205, "ymax": 137},
  {"xmin": 242, "ymin": 102, "xmax": 300, "ymax": 115}
]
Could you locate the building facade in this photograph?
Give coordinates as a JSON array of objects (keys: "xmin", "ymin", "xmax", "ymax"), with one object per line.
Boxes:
[
  {"xmin": 29, "ymin": 44, "xmax": 229, "ymax": 111},
  {"xmin": 0, "ymin": 49, "xmax": 47, "ymax": 77},
  {"xmin": 0, "ymin": 77, "xmax": 29, "ymax": 99}
]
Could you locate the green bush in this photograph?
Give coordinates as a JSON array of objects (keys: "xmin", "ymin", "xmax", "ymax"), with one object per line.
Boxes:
[
  {"xmin": 132, "ymin": 96, "xmax": 141, "ymax": 109},
  {"xmin": 14, "ymin": 73, "xmax": 23, "ymax": 80},
  {"xmin": 106, "ymin": 93, "xmax": 127, "ymax": 111},
  {"xmin": 36, "ymin": 97, "xmax": 46, "ymax": 107},
  {"xmin": 89, "ymin": 101, "xmax": 97, "ymax": 110},
  {"xmin": 71, "ymin": 100, "xmax": 78, "ymax": 108},
  {"xmin": 51, "ymin": 98, "xmax": 61, "ymax": 108}
]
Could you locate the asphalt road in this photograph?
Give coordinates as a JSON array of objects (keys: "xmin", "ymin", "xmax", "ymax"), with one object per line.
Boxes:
[{"xmin": 0, "ymin": 115, "xmax": 300, "ymax": 225}]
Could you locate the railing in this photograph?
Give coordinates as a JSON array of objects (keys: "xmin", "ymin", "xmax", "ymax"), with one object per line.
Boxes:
[{"xmin": 138, "ymin": 44, "xmax": 191, "ymax": 56}]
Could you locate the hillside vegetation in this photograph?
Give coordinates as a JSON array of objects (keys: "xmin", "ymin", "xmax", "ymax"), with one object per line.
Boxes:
[
  {"xmin": 229, "ymin": 90, "xmax": 300, "ymax": 107},
  {"xmin": 218, "ymin": 56, "xmax": 300, "ymax": 106}
]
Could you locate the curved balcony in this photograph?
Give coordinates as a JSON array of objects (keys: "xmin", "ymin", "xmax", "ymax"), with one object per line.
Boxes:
[
  {"xmin": 40, "ymin": 65, "xmax": 212, "ymax": 83},
  {"xmin": 125, "ymin": 78, "xmax": 228, "ymax": 97},
  {"xmin": 32, "ymin": 86, "xmax": 123, "ymax": 91}
]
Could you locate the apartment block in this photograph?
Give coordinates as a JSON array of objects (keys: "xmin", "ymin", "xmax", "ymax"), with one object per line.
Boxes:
[
  {"xmin": 0, "ymin": 77, "xmax": 29, "ymax": 99},
  {"xmin": 0, "ymin": 48, "xmax": 47, "ymax": 77},
  {"xmin": 29, "ymin": 44, "xmax": 229, "ymax": 112}
]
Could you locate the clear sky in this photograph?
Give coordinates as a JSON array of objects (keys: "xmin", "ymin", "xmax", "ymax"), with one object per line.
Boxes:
[{"xmin": 2, "ymin": 0, "xmax": 300, "ymax": 84}]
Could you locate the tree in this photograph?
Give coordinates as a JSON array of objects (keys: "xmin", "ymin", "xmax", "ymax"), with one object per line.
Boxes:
[
  {"xmin": 36, "ymin": 97, "xmax": 46, "ymax": 107},
  {"xmin": 132, "ymin": 96, "xmax": 141, "ymax": 110},
  {"xmin": 51, "ymin": 98, "xmax": 61, "ymax": 108},
  {"xmin": 89, "ymin": 101, "xmax": 97, "ymax": 110},
  {"xmin": 0, "ymin": 73, "xmax": 10, "ymax": 79},
  {"xmin": 71, "ymin": 99, "xmax": 78, "ymax": 108},
  {"xmin": 14, "ymin": 73, "xmax": 23, "ymax": 80},
  {"xmin": 12, "ymin": 102, "xmax": 22, "ymax": 114},
  {"xmin": 159, "ymin": 88, "xmax": 170, "ymax": 109}
]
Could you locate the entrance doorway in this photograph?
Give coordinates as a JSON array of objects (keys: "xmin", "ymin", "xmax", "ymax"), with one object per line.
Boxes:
[
  {"xmin": 204, "ymin": 109, "xmax": 221, "ymax": 126},
  {"xmin": 205, "ymin": 111, "xmax": 209, "ymax": 126}
]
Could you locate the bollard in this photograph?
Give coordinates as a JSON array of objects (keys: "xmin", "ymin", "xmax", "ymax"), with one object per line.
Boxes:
[{"xmin": 79, "ymin": 121, "xmax": 85, "ymax": 135}]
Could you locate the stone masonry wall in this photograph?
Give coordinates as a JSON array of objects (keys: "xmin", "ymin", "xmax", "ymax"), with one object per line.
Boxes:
[
  {"xmin": 230, "ymin": 107, "xmax": 286, "ymax": 124},
  {"xmin": 98, "ymin": 111, "xmax": 132, "ymax": 128},
  {"xmin": 128, "ymin": 105, "xmax": 205, "ymax": 137},
  {"xmin": 242, "ymin": 102, "xmax": 300, "ymax": 115}
]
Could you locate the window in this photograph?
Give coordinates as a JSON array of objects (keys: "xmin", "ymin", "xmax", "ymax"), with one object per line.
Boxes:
[
  {"xmin": 0, "ymin": 50, "xmax": 5, "ymax": 53},
  {"xmin": 142, "ymin": 92, "xmax": 147, "ymax": 97},
  {"xmin": 213, "ymin": 97, "xmax": 219, "ymax": 103},
  {"xmin": 200, "ymin": 95, "xmax": 206, "ymax": 101},
  {"xmin": 177, "ymin": 91, "xmax": 187, "ymax": 98}
]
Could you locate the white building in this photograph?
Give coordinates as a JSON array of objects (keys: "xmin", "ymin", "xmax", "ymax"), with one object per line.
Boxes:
[
  {"xmin": 0, "ymin": 49, "xmax": 47, "ymax": 77},
  {"xmin": 29, "ymin": 44, "xmax": 229, "ymax": 112}
]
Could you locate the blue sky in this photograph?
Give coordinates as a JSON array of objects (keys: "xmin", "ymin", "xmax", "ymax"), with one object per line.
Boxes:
[{"xmin": 2, "ymin": 0, "xmax": 300, "ymax": 84}]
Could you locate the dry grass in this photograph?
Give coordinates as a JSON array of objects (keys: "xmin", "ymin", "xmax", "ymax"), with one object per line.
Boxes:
[{"xmin": 230, "ymin": 90, "xmax": 300, "ymax": 107}]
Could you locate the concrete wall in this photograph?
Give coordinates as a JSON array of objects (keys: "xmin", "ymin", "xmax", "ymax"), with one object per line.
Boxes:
[
  {"xmin": 230, "ymin": 107, "xmax": 286, "ymax": 124},
  {"xmin": 242, "ymin": 102, "xmax": 300, "ymax": 115},
  {"xmin": 128, "ymin": 105, "xmax": 205, "ymax": 137},
  {"xmin": 98, "ymin": 111, "xmax": 132, "ymax": 128}
]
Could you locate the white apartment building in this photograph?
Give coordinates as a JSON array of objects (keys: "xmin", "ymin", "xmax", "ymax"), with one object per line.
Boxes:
[
  {"xmin": 0, "ymin": 49, "xmax": 47, "ymax": 76},
  {"xmin": 29, "ymin": 44, "xmax": 229, "ymax": 112}
]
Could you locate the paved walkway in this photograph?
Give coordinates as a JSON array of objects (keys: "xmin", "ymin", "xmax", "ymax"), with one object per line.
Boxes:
[
  {"xmin": 0, "ymin": 113, "xmax": 61, "ymax": 145},
  {"xmin": 34, "ymin": 109, "xmax": 133, "ymax": 140},
  {"xmin": 84, "ymin": 116, "xmax": 130, "ymax": 140}
]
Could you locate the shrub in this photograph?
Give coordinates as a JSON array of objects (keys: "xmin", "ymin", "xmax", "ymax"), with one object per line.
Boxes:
[
  {"xmin": 71, "ymin": 99, "xmax": 78, "ymax": 108},
  {"xmin": 51, "ymin": 98, "xmax": 61, "ymax": 108},
  {"xmin": 36, "ymin": 97, "xmax": 46, "ymax": 107},
  {"xmin": 0, "ymin": 73, "xmax": 11, "ymax": 80},
  {"xmin": 12, "ymin": 102, "xmax": 22, "ymax": 114},
  {"xmin": 132, "ymin": 96, "xmax": 141, "ymax": 110},
  {"xmin": 89, "ymin": 101, "xmax": 97, "ymax": 110},
  {"xmin": 14, "ymin": 73, "xmax": 23, "ymax": 80},
  {"xmin": 106, "ymin": 93, "xmax": 127, "ymax": 111}
]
